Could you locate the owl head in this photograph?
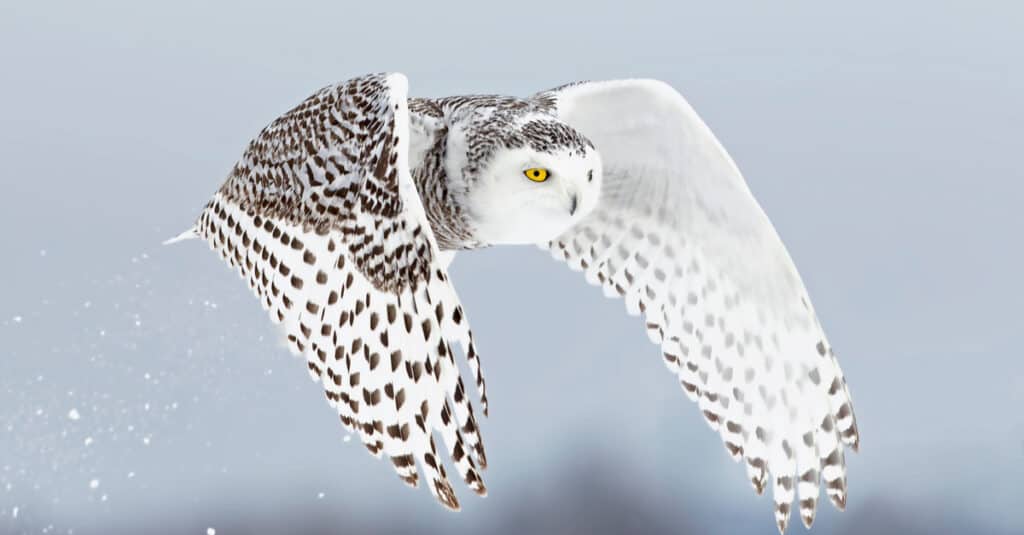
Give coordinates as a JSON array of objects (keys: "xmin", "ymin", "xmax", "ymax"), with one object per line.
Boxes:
[{"xmin": 443, "ymin": 99, "xmax": 603, "ymax": 245}]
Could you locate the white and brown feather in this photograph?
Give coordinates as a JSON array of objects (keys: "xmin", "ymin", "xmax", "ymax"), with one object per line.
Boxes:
[{"xmin": 194, "ymin": 73, "xmax": 487, "ymax": 510}]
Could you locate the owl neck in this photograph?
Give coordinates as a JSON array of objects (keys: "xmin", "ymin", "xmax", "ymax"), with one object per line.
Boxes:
[{"xmin": 408, "ymin": 102, "xmax": 483, "ymax": 251}]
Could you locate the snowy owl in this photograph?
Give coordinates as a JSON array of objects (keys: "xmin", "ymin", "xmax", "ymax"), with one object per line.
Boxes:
[{"xmin": 169, "ymin": 73, "xmax": 859, "ymax": 532}]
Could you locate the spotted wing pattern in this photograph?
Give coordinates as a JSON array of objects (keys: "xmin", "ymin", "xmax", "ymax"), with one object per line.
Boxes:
[
  {"xmin": 194, "ymin": 73, "xmax": 488, "ymax": 509},
  {"xmin": 536, "ymin": 80, "xmax": 860, "ymax": 532}
]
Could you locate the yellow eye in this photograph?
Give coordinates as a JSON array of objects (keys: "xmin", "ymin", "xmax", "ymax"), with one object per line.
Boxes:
[{"xmin": 524, "ymin": 168, "xmax": 549, "ymax": 182}]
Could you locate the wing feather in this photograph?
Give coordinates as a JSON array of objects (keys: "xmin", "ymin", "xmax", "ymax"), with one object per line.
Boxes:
[{"xmin": 191, "ymin": 73, "xmax": 488, "ymax": 509}]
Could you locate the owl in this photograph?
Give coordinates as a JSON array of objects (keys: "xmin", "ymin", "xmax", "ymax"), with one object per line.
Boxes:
[{"xmin": 168, "ymin": 73, "xmax": 860, "ymax": 533}]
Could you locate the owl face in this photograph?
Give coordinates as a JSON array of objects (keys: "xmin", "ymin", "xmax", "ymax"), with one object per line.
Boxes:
[{"xmin": 465, "ymin": 139, "xmax": 602, "ymax": 245}]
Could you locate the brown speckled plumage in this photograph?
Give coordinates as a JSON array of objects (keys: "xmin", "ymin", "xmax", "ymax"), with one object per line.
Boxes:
[{"xmin": 194, "ymin": 74, "xmax": 488, "ymax": 511}]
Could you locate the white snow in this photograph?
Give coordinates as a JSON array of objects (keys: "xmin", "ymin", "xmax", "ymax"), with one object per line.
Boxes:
[
  {"xmin": 11, "ymin": 316, "xmax": 22, "ymax": 323},
  {"xmin": 207, "ymin": 528, "xmax": 216, "ymax": 535},
  {"xmin": 11, "ymin": 506, "xmax": 18, "ymax": 519},
  {"xmin": 67, "ymin": 409, "xmax": 81, "ymax": 421},
  {"xmin": 88, "ymin": 479, "xmax": 99, "ymax": 490},
  {"xmin": 83, "ymin": 437, "xmax": 93, "ymax": 447}
]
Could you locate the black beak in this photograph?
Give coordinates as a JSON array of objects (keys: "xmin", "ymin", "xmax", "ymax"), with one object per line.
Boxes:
[{"xmin": 569, "ymin": 194, "xmax": 579, "ymax": 216}]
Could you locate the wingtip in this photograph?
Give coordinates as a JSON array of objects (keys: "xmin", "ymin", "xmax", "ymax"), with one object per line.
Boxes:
[
  {"xmin": 775, "ymin": 503, "xmax": 792, "ymax": 534},
  {"xmin": 434, "ymin": 480, "xmax": 461, "ymax": 512},
  {"xmin": 474, "ymin": 445, "xmax": 488, "ymax": 470},
  {"xmin": 162, "ymin": 227, "xmax": 197, "ymax": 245},
  {"xmin": 829, "ymin": 491, "xmax": 847, "ymax": 511},
  {"xmin": 799, "ymin": 498, "xmax": 817, "ymax": 529}
]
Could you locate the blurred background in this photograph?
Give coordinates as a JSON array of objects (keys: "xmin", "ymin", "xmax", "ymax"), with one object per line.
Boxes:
[{"xmin": 1, "ymin": 1, "xmax": 1021, "ymax": 534}]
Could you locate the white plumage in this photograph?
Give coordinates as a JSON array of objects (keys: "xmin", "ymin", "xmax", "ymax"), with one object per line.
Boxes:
[
  {"xmin": 172, "ymin": 72, "xmax": 859, "ymax": 532},
  {"xmin": 539, "ymin": 80, "xmax": 859, "ymax": 530}
]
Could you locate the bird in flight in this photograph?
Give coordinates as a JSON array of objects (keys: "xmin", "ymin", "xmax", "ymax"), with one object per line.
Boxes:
[{"xmin": 169, "ymin": 73, "xmax": 860, "ymax": 533}]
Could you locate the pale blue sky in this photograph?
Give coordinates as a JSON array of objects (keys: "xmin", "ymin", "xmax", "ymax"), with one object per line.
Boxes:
[{"xmin": 1, "ymin": 1, "xmax": 1021, "ymax": 534}]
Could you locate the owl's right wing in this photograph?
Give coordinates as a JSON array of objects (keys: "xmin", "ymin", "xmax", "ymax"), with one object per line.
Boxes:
[
  {"xmin": 187, "ymin": 73, "xmax": 488, "ymax": 510},
  {"xmin": 535, "ymin": 80, "xmax": 860, "ymax": 532}
]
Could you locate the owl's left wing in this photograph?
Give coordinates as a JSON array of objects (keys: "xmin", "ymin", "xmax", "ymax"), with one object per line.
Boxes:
[{"xmin": 534, "ymin": 80, "xmax": 860, "ymax": 532}]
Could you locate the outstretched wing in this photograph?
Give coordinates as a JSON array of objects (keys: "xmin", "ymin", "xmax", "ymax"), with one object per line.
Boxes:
[
  {"xmin": 192, "ymin": 73, "xmax": 488, "ymax": 510},
  {"xmin": 535, "ymin": 80, "xmax": 860, "ymax": 532}
]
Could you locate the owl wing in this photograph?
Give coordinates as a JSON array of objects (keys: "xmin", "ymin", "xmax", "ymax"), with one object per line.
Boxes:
[
  {"xmin": 534, "ymin": 80, "xmax": 860, "ymax": 532},
  {"xmin": 190, "ymin": 73, "xmax": 488, "ymax": 510}
]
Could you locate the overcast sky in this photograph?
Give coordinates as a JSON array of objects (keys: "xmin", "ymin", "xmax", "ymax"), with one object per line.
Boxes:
[{"xmin": 1, "ymin": 1, "xmax": 1021, "ymax": 534}]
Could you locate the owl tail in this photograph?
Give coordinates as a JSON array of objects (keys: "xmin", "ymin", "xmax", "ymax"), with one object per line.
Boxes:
[{"xmin": 162, "ymin": 227, "xmax": 198, "ymax": 245}]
